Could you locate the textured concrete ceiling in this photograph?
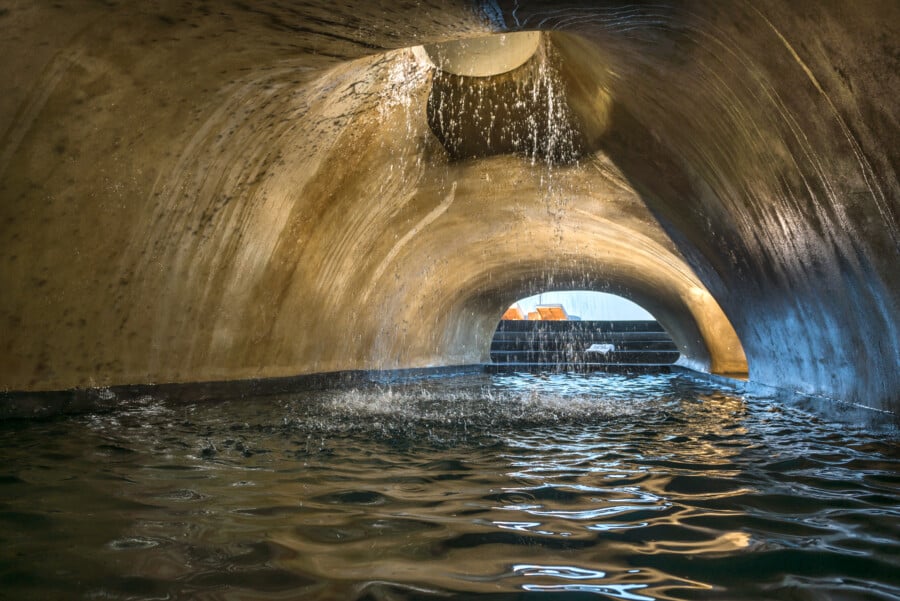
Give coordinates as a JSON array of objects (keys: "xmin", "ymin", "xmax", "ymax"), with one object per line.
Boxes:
[{"xmin": 0, "ymin": 1, "xmax": 896, "ymax": 416}]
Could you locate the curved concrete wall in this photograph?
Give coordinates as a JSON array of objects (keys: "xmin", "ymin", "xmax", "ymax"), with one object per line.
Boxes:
[{"xmin": 0, "ymin": 2, "xmax": 895, "ymax": 415}]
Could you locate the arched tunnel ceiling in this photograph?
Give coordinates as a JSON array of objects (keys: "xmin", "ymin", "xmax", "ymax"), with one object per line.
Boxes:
[{"xmin": 0, "ymin": 1, "xmax": 896, "ymax": 416}]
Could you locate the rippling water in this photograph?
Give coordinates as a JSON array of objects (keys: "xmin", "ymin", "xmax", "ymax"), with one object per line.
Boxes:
[{"xmin": 0, "ymin": 372, "xmax": 897, "ymax": 600}]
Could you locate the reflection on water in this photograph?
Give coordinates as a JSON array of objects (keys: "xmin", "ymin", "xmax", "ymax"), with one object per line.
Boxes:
[{"xmin": 0, "ymin": 372, "xmax": 897, "ymax": 600}]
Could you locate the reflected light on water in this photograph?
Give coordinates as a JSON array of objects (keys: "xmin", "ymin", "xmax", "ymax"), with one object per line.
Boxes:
[{"xmin": 0, "ymin": 372, "xmax": 897, "ymax": 600}]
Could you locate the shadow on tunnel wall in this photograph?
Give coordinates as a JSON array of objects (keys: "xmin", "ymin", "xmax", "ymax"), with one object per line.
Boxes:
[{"xmin": 549, "ymin": 18, "xmax": 900, "ymax": 414}]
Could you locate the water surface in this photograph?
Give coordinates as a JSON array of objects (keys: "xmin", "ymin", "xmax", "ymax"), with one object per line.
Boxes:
[{"xmin": 0, "ymin": 372, "xmax": 897, "ymax": 600}]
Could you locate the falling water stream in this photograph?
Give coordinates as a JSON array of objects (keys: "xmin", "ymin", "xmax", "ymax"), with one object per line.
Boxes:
[{"xmin": 0, "ymin": 371, "xmax": 897, "ymax": 600}]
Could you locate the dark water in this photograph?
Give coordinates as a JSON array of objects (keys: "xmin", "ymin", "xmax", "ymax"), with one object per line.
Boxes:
[{"xmin": 0, "ymin": 372, "xmax": 898, "ymax": 600}]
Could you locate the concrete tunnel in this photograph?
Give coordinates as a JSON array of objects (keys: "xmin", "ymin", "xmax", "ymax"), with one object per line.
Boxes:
[{"xmin": 0, "ymin": 1, "xmax": 897, "ymax": 419}]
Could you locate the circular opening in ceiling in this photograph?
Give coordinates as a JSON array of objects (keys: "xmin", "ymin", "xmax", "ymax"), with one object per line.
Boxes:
[{"xmin": 414, "ymin": 31, "xmax": 542, "ymax": 77}]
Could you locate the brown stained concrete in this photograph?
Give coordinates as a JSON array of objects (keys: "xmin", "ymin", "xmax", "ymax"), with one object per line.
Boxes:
[{"xmin": 0, "ymin": 2, "xmax": 896, "ymax": 417}]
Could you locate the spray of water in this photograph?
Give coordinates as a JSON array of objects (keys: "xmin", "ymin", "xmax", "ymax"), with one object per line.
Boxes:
[{"xmin": 280, "ymin": 372, "xmax": 688, "ymax": 446}]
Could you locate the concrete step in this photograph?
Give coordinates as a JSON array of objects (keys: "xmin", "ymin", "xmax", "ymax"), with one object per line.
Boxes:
[
  {"xmin": 485, "ymin": 363, "xmax": 675, "ymax": 374},
  {"xmin": 490, "ymin": 339, "xmax": 678, "ymax": 352},
  {"xmin": 490, "ymin": 320, "xmax": 679, "ymax": 368},
  {"xmin": 490, "ymin": 350, "xmax": 681, "ymax": 364}
]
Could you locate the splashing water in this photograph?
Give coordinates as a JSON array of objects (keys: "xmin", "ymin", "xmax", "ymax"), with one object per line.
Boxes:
[{"xmin": 286, "ymin": 372, "xmax": 673, "ymax": 444}]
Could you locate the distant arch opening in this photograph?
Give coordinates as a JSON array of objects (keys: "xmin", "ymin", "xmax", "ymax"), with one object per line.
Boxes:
[
  {"xmin": 503, "ymin": 290, "xmax": 654, "ymax": 322},
  {"xmin": 490, "ymin": 291, "xmax": 680, "ymax": 372}
]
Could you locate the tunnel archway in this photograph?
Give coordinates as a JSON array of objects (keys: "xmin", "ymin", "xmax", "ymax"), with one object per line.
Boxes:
[
  {"xmin": 331, "ymin": 150, "xmax": 749, "ymax": 378},
  {"xmin": 0, "ymin": 2, "xmax": 895, "ymax": 418}
]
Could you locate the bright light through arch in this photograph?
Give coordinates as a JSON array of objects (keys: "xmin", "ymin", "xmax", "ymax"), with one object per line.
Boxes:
[{"xmin": 506, "ymin": 290, "xmax": 654, "ymax": 321}]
